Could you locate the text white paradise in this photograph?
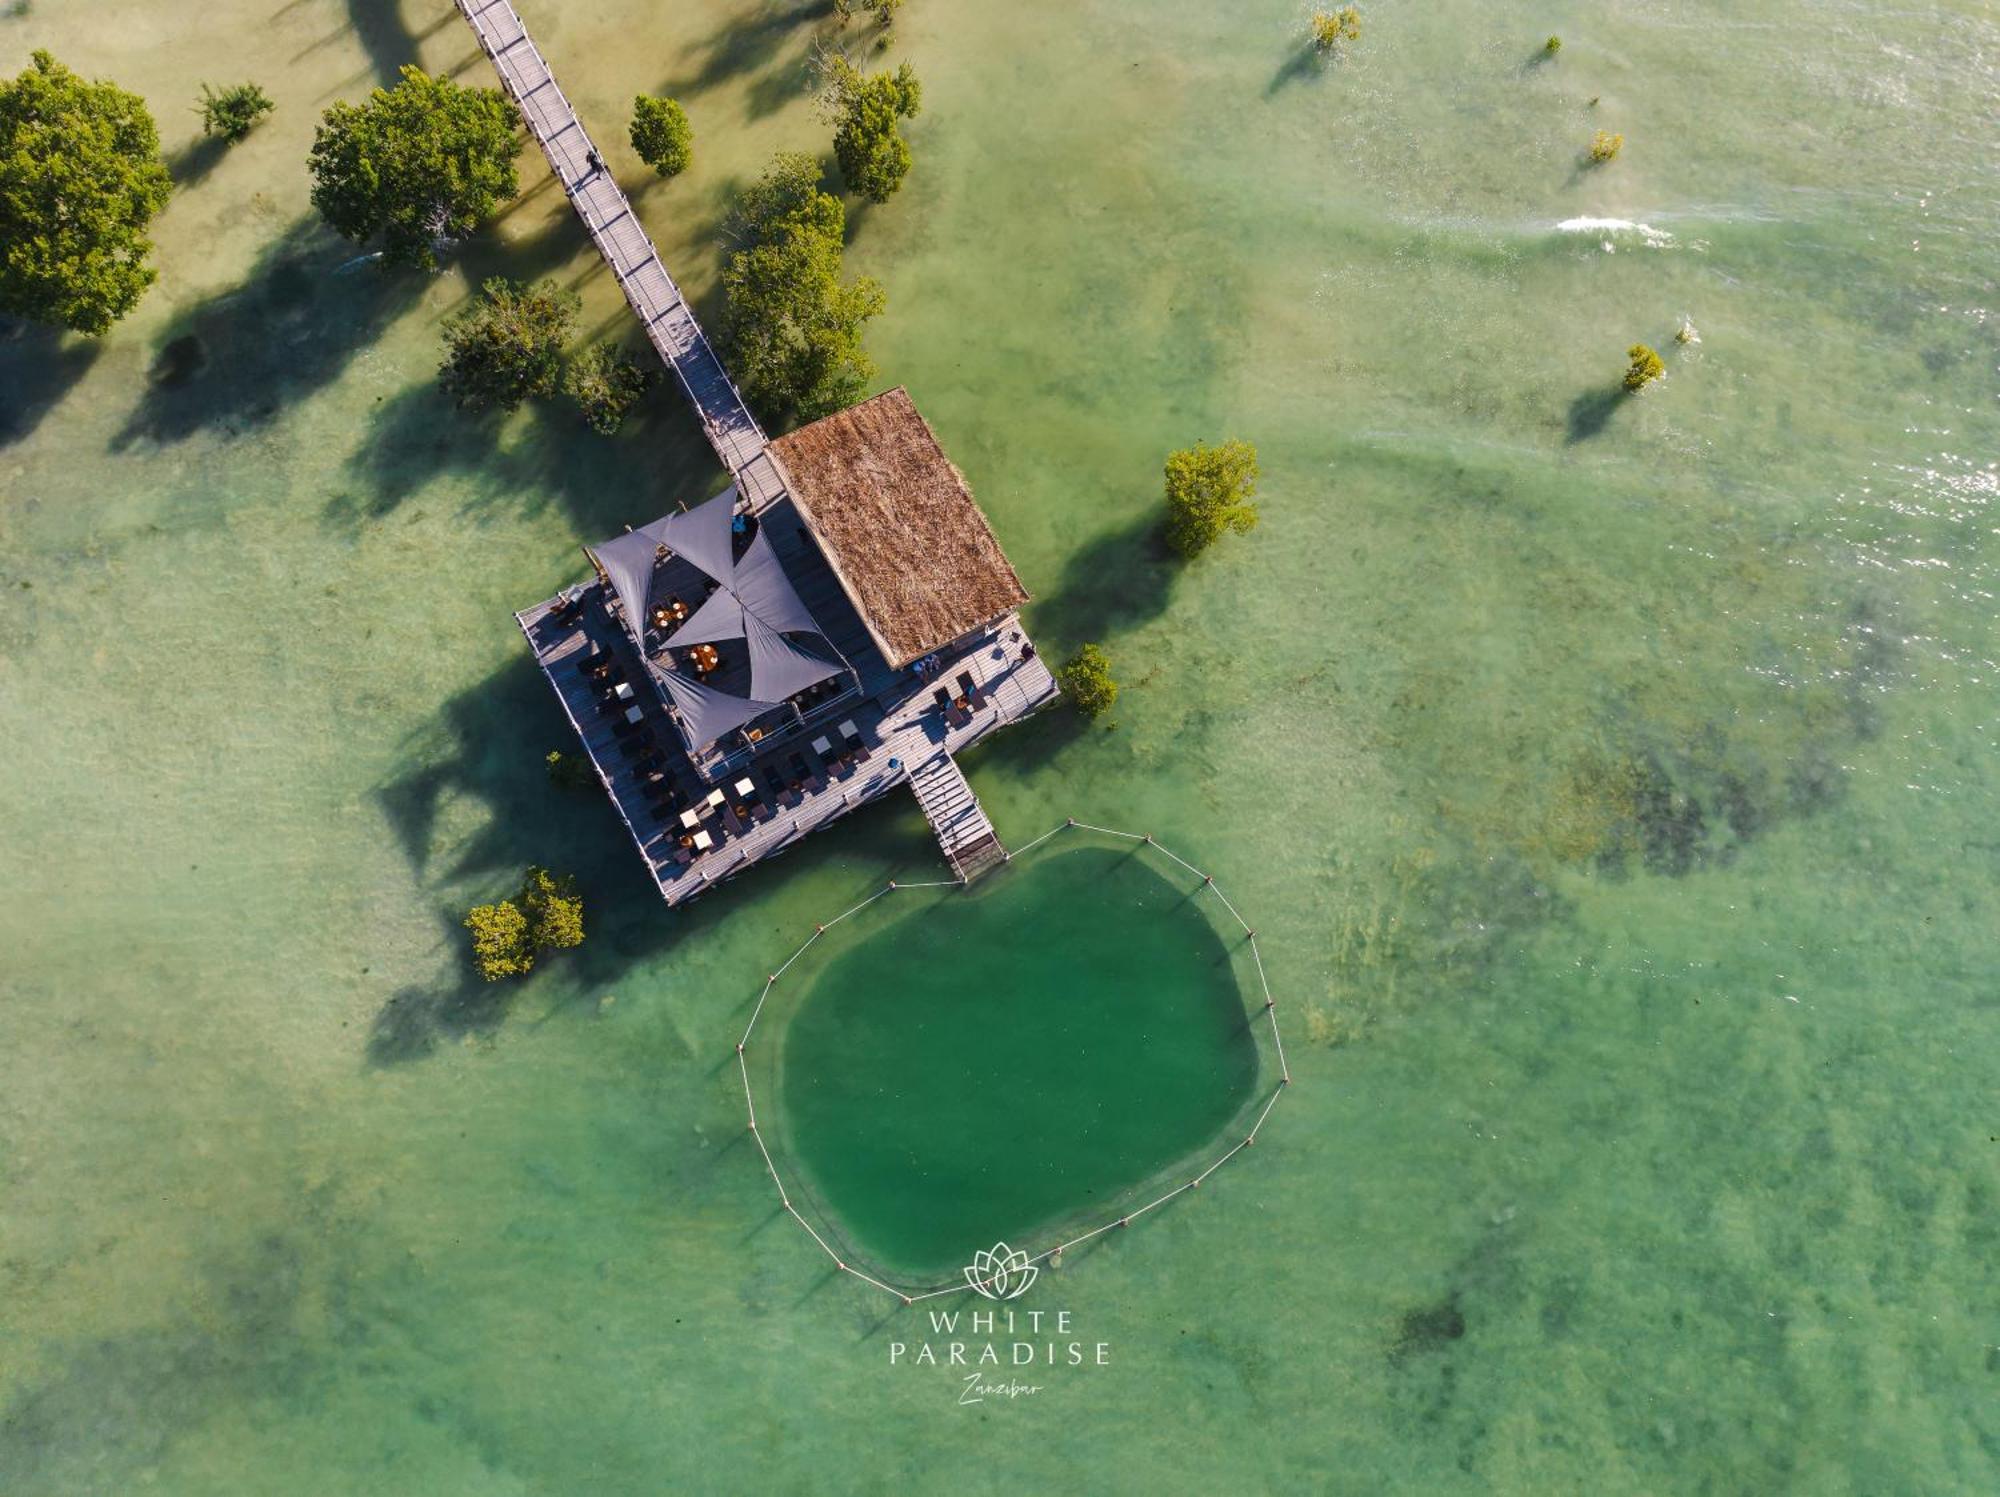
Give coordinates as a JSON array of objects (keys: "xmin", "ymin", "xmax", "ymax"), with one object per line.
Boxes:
[{"xmin": 891, "ymin": 1308, "xmax": 1109, "ymax": 1367}]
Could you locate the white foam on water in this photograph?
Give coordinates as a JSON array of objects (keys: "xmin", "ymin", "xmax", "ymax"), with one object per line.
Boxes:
[{"xmin": 1556, "ymin": 216, "xmax": 1676, "ymax": 249}]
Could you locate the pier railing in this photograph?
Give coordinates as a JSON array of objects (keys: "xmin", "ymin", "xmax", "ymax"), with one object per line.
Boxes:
[{"xmin": 453, "ymin": 0, "xmax": 785, "ymax": 506}]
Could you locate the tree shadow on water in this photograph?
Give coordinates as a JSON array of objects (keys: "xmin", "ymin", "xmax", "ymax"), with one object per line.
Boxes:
[
  {"xmin": 329, "ymin": 375, "xmax": 727, "ymax": 539},
  {"xmin": 0, "ymin": 320, "xmax": 102, "ymax": 447},
  {"xmin": 367, "ymin": 974, "xmax": 510, "ymax": 1065},
  {"xmin": 325, "ymin": 381, "xmax": 495, "ymax": 530},
  {"xmin": 1266, "ymin": 45, "xmax": 1327, "ymax": 97},
  {"xmin": 659, "ymin": 0, "xmax": 831, "ymax": 101},
  {"xmin": 166, "ymin": 135, "xmax": 230, "ymax": 190},
  {"xmin": 1564, "ymin": 384, "xmax": 1625, "ymax": 444},
  {"xmin": 110, "ymin": 216, "xmax": 428, "ymax": 450},
  {"xmin": 1033, "ymin": 509, "xmax": 1178, "ymax": 647},
  {"xmin": 374, "ymin": 653, "xmax": 569, "ymax": 881}
]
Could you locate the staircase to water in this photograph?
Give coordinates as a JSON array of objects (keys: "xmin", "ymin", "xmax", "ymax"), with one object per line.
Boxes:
[{"xmin": 907, "ymin": 751, "xmax": 1008, "ymax": 884}]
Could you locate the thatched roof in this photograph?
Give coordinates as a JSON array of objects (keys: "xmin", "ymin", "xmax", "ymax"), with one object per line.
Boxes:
[{"xmin": 768, "ymin": 388, "xmax": 1029, "ymax": 668}]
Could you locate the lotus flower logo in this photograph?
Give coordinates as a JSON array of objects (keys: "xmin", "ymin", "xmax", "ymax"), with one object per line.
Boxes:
[{"xmin": 964, "ymin": 1242, "xmax": 1038, "ymax": 1300}]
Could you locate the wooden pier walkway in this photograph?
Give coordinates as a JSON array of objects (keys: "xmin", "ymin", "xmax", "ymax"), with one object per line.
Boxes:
[
  {"xmin": 453, "ymin": 0, "xmax": 790, "ymax": 509},
  {"xmin": 908, "ymin": 752, "xmax": 1008, "ymax": 883},
  {"xmin": 463, "ymin": 0, "xmax": 1059, "ymax": 898}
]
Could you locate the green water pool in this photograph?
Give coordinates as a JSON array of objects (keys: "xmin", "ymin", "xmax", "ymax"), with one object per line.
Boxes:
[{"xmin": 775, "ymin": 845, "xmax": 1263, "ymax": 1275}]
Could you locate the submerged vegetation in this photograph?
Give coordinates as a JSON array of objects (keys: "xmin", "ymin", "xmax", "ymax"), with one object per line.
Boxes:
[
  {"xmin": 439, "ymin": 277, "xmax": 578, "ymax": 414},
  {"xmin": 1058, "ymin": 644, "xmax": 1118, "ymax": 718},
  {"xmin": 1310, "ymin": 7, "xmax": 1362, "ymax": 52},
  {"xmin": 564, "ymin": 343, "xmax": 655, "ymax": 435},
  {"xmin": 834, "ymin": 0, "xmax": 904, "ymax": 26},
  {"xmin": 1164, "ymin": 439, "xmax": 1261, "ymax": 557},
  {"xmin": 309, "ymin": 65, "xmax": 521, "ymax": 271},
  {"xmin": 464, "ymin": 867, "xmax": 585, "ymax": 981},
  {"xmin": 817, "ymin": 52, "xmax": 923, "ymax": 203},
  {"xmin": 629, "ymin": 94, "xmax": 692, "ymax": 178},
  {"xmin": 0, "ymin": 50, "xmax": 173, "ymax": 334},
  {"xmin": 1624, "ymin": 343, "xmax": 1665, "ymax": 391},
  {"xmin": 197, "ymin": 81, "xmax": 274, "ymax": 143},
  {"xmin": 545, "ymin": 749, "xmax": 596, "ymax": 790},
  {"xmin": 722, "ymin": 151, "xmax": 885, "ymax": 421}
]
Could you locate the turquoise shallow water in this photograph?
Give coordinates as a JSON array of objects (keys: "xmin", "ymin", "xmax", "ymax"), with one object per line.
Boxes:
[
  {"xmin": 775, "ymin": 843, "xmax": 1262, "ymax": 1276},
  {"xmin": 2, "ymin": 0, "xmax": 1997, "ymax": 1492}
]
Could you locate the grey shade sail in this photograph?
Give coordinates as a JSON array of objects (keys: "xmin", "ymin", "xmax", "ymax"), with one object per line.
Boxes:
[
  {"xmin": 593, "ymin": 515, "xmax": 675, "ymax": 645},
  {"xmin": 665, "ymin": 576, "xmax": 745, "ymax": 648},
  {"xmin": 593, "ymin": 487, "xmax": 848, "ymax": 750},
  {"xmin": 743, "ymin": 613, "xmax": 842, "ymax": 702},
  {"xmin": 656, "ymin": 488, "xmax": 738, "ymax": 582},
  {"xmin": 733, "ymin": 530, "xmax": 823, "ymax": 637},
  {"xmin": 655, "ymin": 667, "xmax": 782, "ymax": 750}
]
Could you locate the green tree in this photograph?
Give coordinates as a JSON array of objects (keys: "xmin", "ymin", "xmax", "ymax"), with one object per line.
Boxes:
[
  {"xmin": 564, "ymin": 343, "xmax": 654, "ymax": 435},
  {"xmin": 462, "ymin": 867, "xmax": 586, "ymax": 981},
  {"xmin": 721, "ymin": 151, "xmax": 885, "ymax": 420},
  {"xmin": 0, "ymin": 51, "xmax": 173, "ymax": 335},
  {"xmin": 198, "ymin": 82, "xmax": 274, "ymax": 143},
  {"xmin": 820, "ymin": 55, "xmax": 922, "ymax": 203},
  {"xmin": 1543, "ymin": 35, "xmax": 1563, "ymax": 55},
  {"xmin": 465, "ymin": 899, "xmax": 532, "ymax": 981},
  {"xmin": 439, "ymin": 277, "xmax": 578, "ymax": 413},
  {"xmin": 1623, "ymin": 343, "xmax": 1664, "ymax": 391},
  {"xmin": 1163, "ymin": 438, "xmax": 1260, "ymax": 557},
  {"xmin": 308, "ymin": 65, "xmax": 520, "ymax": 271},
  {"xmin": 1058, "ymin": 644, "xmax": 1118, "ymax": 718},
  {"xmin": 629, "ymin": 95, "xmax": 692, "ymax": 179},
  {"xmin": 1310, "ymin": 7, "xmax": 1361, "ymax": 51},
  {"xmin": 1588, "ymin": 129, "xmax": 1623, "ymax": 163},
  {"xmin": 517, "ymin": 867, "xmax": 585, "ymax": 953}
]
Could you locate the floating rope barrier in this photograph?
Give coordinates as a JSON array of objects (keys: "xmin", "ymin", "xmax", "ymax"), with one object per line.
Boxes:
[{"xmin": 734, "ymin": 819, "xmax": 1293, "ymax": 1304}]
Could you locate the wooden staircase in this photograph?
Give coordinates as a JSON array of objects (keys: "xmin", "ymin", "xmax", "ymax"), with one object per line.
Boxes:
[{"xmin": 907, "ymin": 750, "xmax": 1008, "ymax": 884}]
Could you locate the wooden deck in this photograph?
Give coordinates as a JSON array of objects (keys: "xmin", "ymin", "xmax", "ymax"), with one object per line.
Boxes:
[{"xmin": 517, "ymin": 591, "xmax": 1057, "ymax": 906}]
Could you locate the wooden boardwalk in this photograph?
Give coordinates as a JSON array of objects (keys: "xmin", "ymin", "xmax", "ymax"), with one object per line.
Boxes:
[{"xmin": 454, "ymin": 0, "xmax": 788, "ymax": 508}]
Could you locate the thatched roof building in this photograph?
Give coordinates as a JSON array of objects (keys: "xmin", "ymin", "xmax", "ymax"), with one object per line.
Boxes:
[{"xmin": 769, "ymin": 388, "xmax": 1029, "ymax": 669}]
